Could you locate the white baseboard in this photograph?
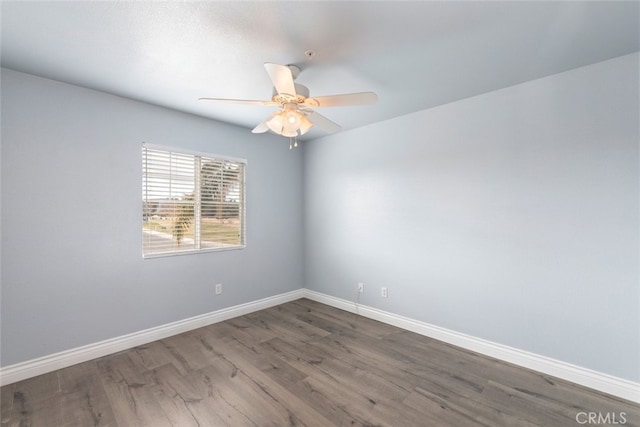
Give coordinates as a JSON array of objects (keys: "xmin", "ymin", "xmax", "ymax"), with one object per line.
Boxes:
[
  {"xmin": 0, "ymin": 289, "xmax": 305, "ymax": 386},
  {"xmin": 300, "ymin": 289, "xmax": 640, "ymax": 403},
  {"xmin": 2, "ymin": 288, "xmax": 638, "ymax": 404}
]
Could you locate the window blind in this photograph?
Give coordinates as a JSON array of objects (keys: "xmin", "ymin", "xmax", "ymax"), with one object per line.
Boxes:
[{"xmin": 142, "ymin": 144, "xmax": 246, "ymax": 257}]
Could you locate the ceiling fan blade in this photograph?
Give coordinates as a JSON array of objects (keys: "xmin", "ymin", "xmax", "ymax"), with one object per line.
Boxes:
[
  {"xmin": 264, "ymin": 63, "xmax": 297, "ymax": 97},
  {"xmin": 303, "ymin": 92, "xmax": 378, "ymax": 108},
  {"xmin": 306, "ymin": 111, "xmax": 341, "ymax": 134},
  {"xmin": 199, "ymin": 97, "xmax": 278, "ymax": 106}
]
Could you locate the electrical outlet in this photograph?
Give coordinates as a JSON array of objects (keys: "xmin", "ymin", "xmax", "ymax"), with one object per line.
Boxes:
[
  {"xmin": 358, "ymin": 282, "xmax": 364, "ymax": 293},
  {"xmin": 381, "ymin": 287, "xmax": 388, "ymax": 298},
  {"xmin": 215, "ymin": 283, "xmax": 222, "ymax": 295}
]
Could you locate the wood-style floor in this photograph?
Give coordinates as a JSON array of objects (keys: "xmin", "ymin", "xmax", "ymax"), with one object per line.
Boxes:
[{"xmin": 1, "ymin": 298, "xmax": 638, "ymax": 426}]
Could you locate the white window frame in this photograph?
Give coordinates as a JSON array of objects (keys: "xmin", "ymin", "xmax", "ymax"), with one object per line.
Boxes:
[{"xmin": 142, "ymin": 143, "xmax": 246, "ymax": 258}]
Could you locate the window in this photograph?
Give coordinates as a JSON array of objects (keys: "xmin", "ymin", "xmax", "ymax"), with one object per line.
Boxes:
[{"xmin": 142, "ymin": 144, "xmax": 246, "ymax": 257}]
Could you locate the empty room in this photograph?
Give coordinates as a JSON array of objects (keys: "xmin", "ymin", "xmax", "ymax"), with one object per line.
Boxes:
[{"xmin": 1, "ymin": 1, "xmax": 639, "ymax": 426}]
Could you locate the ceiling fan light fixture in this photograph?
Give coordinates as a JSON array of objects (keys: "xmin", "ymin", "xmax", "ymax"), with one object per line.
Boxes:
[{"xmin": 266, "ymin": 103, "xmax": 313, "ymax": 137}]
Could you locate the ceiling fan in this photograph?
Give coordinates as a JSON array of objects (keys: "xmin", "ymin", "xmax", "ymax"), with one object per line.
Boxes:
[{"xmin": 199, "ymin": 63, "xmax": 377, "ymax": 147}]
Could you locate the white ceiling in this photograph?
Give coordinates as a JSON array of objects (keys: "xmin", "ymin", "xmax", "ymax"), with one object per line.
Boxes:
[{"xmin": 1, "ymin": 1, "xmax": 638, "ymax": 141}]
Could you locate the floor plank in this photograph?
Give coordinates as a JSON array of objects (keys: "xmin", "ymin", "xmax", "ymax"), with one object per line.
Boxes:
[
  {"xmin": 1, "ymin": 298, "xmax": 638, "ymax": 426},
  {"xmin": 58, "ymin": 361, "xmax": 118, "ymax": 426}
]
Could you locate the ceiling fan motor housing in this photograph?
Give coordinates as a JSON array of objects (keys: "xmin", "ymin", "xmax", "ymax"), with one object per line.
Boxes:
[{"xmin": 272, "ymin": 83, "xmax": 310, "ymax": 105}]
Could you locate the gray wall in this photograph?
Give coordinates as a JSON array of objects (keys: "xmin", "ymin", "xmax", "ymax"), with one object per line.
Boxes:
[
  {"xmin": 1, "ymin": 68, "xmax": 304, "ymax": 366},
  {"xmin": 304, "ymin": 53, "xmax": 639, "ymax": 382}
]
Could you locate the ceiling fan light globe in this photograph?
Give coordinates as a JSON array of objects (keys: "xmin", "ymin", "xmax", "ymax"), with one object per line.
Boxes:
[
  {"xmin": 299, "ymin": 115, "xmax": 313, "ymax": 134},
  {"xmin": 283, "ymin": 120, "xmax": 300, "ymax": 135},
  {"xmin": 286, "ymin": 112, "xmax": 298, "ymax": 124},
  {"xmin": 266, "ymin": 114, "xmax": 285, "ymax": 135},
  {"xmin": 281, "ymin": 128, "xmax": 298, "ymax": 138}
]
